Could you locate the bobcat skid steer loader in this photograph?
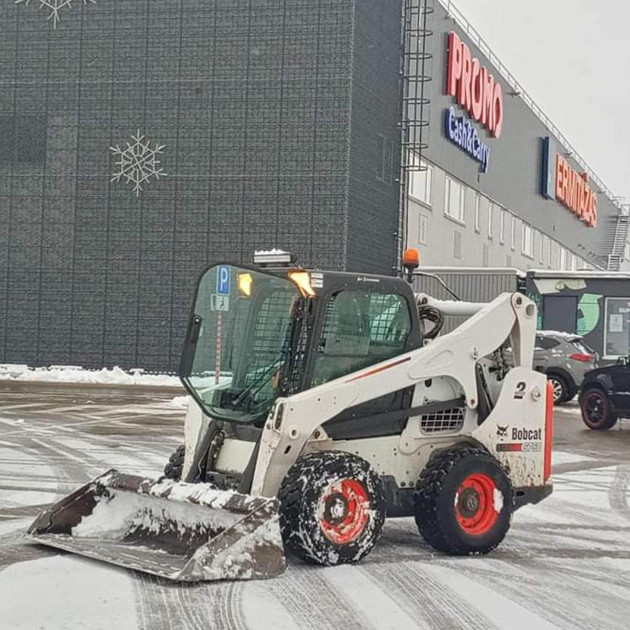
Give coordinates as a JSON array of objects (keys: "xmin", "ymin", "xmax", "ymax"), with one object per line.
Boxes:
[{"xmin": 28, "ymin": 250, "xmax": 554, "ymax": 581}]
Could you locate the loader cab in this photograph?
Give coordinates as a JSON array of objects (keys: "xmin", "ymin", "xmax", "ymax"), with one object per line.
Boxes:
[{"xmin": 180, "ymin": 262, "xmax": 422, "ymax": 426}]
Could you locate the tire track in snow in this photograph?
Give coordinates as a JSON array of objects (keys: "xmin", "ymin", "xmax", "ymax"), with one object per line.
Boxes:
[
  {"xmin": 134, "ymin": 574, "xmax": 246, "ymax": 630},
  {"xmin": 264, "ymin": 564, "xmax": 369, "ymax": 630},
  {"xmin": 359, "ymin": 560, "xmax": 498, "ymax": 630},
  {"xmin": 0, "ymin": 435, "xmax": 94, "ymax": 571},
  {"xmin": 321, "ymin": 564, "xmax": 422, "ymax": 630},
  {"xmin": 454, "ymin": 556, "xmax": 630, "ymax": 630}
]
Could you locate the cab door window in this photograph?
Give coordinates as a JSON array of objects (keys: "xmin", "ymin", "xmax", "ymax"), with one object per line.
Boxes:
[{"xmin": 312, "ymin": 290, "xmax": 411, "ymax": 386}]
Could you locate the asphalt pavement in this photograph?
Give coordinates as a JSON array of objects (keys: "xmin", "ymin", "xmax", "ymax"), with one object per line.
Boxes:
[{"xmin": 0, "ymin": 381, "xmax": 629, "ymax": 630}]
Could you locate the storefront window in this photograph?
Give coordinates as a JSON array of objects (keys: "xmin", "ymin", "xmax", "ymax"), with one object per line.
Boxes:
[
  {"xmin": 522, "ymin": 224, "xmax": 533, "ymax": 258},
  {"xmin": 488, "ymin": 203, "xmax": 493, "ymax": 238},
  {"xmin": 474, "ymin": 194, "xmax": 480, "ymax": 232},
  {"xmin": 510, "ymin": 216, "xmax": 517, "ymax": 250},
  {"xmin": 409, "ymin": 160, "xmax": 433, "ymax": 206},
  {"xmin": 604, "ymin": 297, "xmax": 630, "ymax": 358},
  {"xmin": 444, "ymin": 176, "xmax": 465, "ymax": 223},
  {"xmin": 418, "ymin": 214, "xmax": 428, "ymax": 244}
]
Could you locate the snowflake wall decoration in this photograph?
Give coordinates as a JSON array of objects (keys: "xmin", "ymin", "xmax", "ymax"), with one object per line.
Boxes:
[
  {"xmin": 110, "ymin": 131, "xmax": 167, "ymax": 197},
  {"xmin": 15, "ymin": 0, "xmax": 96, "ymax": 29}
]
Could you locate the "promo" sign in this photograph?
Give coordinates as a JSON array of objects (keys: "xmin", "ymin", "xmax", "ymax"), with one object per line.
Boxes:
[{"xmin": 446, "ymin": 31, "xmax": 504, "ymax": 138}]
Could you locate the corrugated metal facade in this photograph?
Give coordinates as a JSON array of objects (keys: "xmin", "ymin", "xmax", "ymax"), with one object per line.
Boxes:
[{"xmin": 413, "ymin": 267, "xmax": 520, "ymax": 332}]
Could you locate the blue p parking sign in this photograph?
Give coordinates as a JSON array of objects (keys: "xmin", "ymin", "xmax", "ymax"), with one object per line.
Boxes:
[{"xmin": 216, "ymin": 265, "xmax": 231, "ymax": 295}]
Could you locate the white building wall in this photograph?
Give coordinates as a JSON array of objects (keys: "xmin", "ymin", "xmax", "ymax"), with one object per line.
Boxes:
[{"xmin": 407, "ymin": 159, "xmax": 592, "ymax": 272}]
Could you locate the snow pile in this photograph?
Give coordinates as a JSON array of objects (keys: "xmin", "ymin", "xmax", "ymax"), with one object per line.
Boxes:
[
  {"xmin": 0, "ymin": 364, "xmax": 181, "ymax": 387},
  {"xmin": 71, "ymin": 489, "xmax": 240, "ymax": 541},
  {"xmin": 169, "ymin": 395, "xmax": 190, "ymax": 408}
]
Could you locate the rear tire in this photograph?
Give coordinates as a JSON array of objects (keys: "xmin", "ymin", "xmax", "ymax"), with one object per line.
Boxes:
[
  {"xmin": 580, "ymin": 388, "xmax": 618, "ymax": 430},
  {"xmin": 415, "ymin": 447, "xmax": 513, "ymax": 555},
  {"xmin": 548, "ymin": 373, "xmax": 570, "ymax": 404},
  {"xmin": 278, "ymin": 451, "xmax": 386, "ymax": 566},
  {"xmin": 164, "ymin": 444, "xmax": 185, "ymax": 480}
]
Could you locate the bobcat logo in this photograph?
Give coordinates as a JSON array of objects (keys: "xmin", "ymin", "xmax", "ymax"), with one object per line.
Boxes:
[{"xmin": 496, "ymin": 425, "xmax": 509, "ymax": 438}]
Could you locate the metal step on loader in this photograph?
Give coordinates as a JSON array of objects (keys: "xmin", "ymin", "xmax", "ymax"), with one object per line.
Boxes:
[{"xmin": 27, "ymin": 249, "xmax": 554, "ymax": 581}]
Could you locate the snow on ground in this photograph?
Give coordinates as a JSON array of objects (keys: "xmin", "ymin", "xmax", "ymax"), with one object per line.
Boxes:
[
  {"xmin": 0, "ymin": 556, "xmax": 137, "ymax": 630},
  {"xmin": 1, "ymin": 386, "xmax": 630, "ymax": 629},
  {"xmin": 0, "ymin": 364, "xmax": 181, "ymax": 388},
  {"xmin": 552, "ymin": 450, "xmax": 595, "ymax": 466}
]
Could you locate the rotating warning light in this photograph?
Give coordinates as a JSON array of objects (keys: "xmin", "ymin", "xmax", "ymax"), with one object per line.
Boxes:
[
  {"xmin": 402, "ymin": 248, "xmax": 420, "ymax": 284},
  {"xmin": 402, "ymin": 248, "xmax": 420, "ymax": 268}
]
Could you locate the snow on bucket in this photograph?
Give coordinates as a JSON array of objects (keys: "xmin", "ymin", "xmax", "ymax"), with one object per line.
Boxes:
[{"xmin": 26, "ymin": 470, "xmax": 286, "ymax": 582}]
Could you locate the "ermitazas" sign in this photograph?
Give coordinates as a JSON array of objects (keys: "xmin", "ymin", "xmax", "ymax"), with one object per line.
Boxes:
[{"xmin": 541, "ymin": 137, "xmax": 597, "ymax": 228}]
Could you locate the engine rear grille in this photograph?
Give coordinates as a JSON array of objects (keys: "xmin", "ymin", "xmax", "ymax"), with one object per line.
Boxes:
[{"xmin": 420, "ymin": 407, "xmax": 465, "ymax": 434}]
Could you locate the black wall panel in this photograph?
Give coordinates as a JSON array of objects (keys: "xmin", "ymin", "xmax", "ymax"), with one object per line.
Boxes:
[{"xmin": 0, "ymin": 0, "xmax": 401, "ymax": 370}]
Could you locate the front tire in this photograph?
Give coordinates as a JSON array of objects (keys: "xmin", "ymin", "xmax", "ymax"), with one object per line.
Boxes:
[
  {"xmin": 278, "ymin": 451, "xmax": 386, "ymax": 566},
  {"xmin": 163, "ymin": 444, "xmax": 185, "ymax": 480},
  {"xmin": 580, "ymin": 388, "xmax": 618, "ymax": 430},
  {"xmin": 415, "ymin": 447, "xmax": 513, "ymax": 555}
]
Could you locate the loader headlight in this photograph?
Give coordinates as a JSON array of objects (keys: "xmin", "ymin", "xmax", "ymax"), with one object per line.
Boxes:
[
  {"xmin": 288, "ymin": 271, "xmax": 316, "ymax": 297},
  {"xmin": 237, "ymin": 273, "xmax": 253, "ymax": 297}
]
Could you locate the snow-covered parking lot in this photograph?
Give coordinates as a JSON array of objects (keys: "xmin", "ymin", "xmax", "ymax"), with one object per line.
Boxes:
[{"xmin": 1, "ymin": 382, "xmax": 630, "ymax": 630}]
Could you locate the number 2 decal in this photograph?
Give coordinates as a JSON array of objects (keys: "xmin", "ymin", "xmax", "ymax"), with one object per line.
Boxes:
[{"xmin": 514, "ymin": 381, "xmax": 526, "ymax": 399}]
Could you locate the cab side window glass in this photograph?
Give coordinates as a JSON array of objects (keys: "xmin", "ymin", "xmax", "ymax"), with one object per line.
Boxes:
[{"xmin": 312, "ymin": 290, "xmax": 411, "ymax": 386}]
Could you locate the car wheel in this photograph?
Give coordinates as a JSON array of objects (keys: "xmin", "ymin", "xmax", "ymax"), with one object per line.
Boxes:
[
  {"xmin": 580, "ymin": 388, "xmax": 618, "ymax": 430},
  {"xmin": 548, "ymin": 374, "xmax": 569, "ymax": 404}
]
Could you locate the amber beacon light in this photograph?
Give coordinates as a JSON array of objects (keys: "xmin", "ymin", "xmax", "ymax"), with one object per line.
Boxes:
[{"xmin": 402, "ymin": 248, "xmax": 420, "ymax": 283}]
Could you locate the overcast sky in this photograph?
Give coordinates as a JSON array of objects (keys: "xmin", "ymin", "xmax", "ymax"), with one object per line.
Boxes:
[{"xmin": 449, "ymin": 0, "xmax": 630, "ymax": 203}]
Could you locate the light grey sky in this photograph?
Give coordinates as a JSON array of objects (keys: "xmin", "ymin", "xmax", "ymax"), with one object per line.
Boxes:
[{"xmin": 449, "ymin": 0, "xmax": 630, "ymax": 203}]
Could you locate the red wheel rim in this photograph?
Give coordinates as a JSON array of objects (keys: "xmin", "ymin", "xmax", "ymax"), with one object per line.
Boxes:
[
  {"xmin": 455, "ymin": 473, "xmax": 500, "ymax": 535},
  {"xmin": 318, "ymin": 478, "xmax": 370, "ymax": 545}
]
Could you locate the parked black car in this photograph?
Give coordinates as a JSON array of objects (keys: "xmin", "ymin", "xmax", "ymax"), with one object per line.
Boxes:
[{"xmin": 579, "ymin": 358, "xmax": 630, "ymax": 430}]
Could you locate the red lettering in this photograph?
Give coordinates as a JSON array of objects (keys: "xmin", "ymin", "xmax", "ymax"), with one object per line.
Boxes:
[
  {"xmin": 480, "ymin": 67, "xmax": 494, "ymax": 132},
  {"xmin": 471, "ymin": 58, "xmax": 482, "ymax": 120},
  {"xmin": 459, "ymin": 43, "xmax": 472, "ymax": 111},
  {"xmin": 591, "ymin": 196, "xmax": 598, "ymax": 227},
  {"xmin": 492, "ymin": 81, "xmax": 503, "ymax": 138},
  {"xmin": 447, "ymin": 32, "xmax": 462, "ymax": 97},
  {"xmin": 446, "ymin": 32, "xmax": 504, "ymax": 137},
  {"xmin": 553, "ymin": 154, "xmax": 597, "ymax": 228},
  {"xmin": 555, "ymin": 155, "xmax": 565, "ymax": 202}
]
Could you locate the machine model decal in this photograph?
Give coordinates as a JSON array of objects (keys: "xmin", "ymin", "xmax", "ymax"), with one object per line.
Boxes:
[{"xmin": 497, "ymin": 427, "xmax": 543, "ymax": 454}]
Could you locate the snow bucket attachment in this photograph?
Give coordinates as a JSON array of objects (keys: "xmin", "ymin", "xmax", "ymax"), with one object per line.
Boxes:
[{"xmin": 26, "ymin": 469, "xmax": 286, "ymax": 582}]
